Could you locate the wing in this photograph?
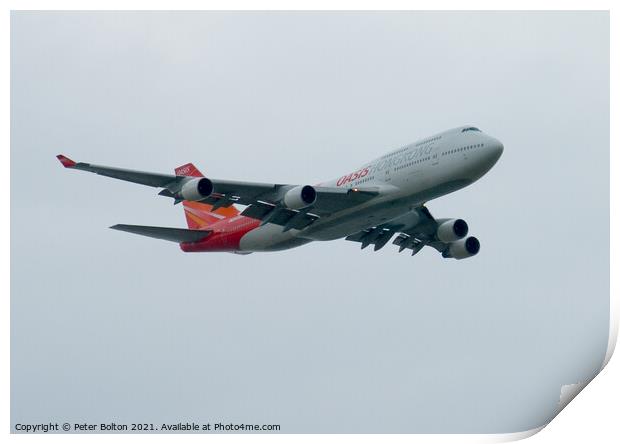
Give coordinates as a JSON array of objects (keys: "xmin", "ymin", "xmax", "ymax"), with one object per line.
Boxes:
[
  {"xmin": 57, "ymin": 155, "xmax": 381, "ymax": 229},
  {"xmin": 56, "ymin": 155, "xmax": 179, "ymax": 188},
  {"xmin": 345, "ymin": 206, "xmax": 456, "ymax": 256}
]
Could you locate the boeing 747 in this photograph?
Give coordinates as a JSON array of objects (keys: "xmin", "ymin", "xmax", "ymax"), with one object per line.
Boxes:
[{"xmin": 57, "ymin": 125, "xmax": 503, "ymax": 259}]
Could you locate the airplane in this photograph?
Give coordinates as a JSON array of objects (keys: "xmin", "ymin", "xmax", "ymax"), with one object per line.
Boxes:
[{"xmin": 56, "ymin": 125, "xmax": 503, "ymax": 259}]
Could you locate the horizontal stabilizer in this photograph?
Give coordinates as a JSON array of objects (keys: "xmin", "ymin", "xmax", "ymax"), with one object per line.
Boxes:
[{"xmin": 110, "ymin": 224, "xmax": 211, "ymax": 243}]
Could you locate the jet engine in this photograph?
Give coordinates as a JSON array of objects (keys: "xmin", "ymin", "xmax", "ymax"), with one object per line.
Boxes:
[
  {"xmin": 179, "ymin": 177, "xmax": 214, "ymax": 201},
  {"xmin": 436, "ymin": 219, "xmax": 469, "ymax": 243},
  {"xmin": 447, "ymin": 236, "xmax": 480, "ymax": 259},
  {"xmin": 283, "ymin": 185, "xmax": 317, "ymax": 209}
]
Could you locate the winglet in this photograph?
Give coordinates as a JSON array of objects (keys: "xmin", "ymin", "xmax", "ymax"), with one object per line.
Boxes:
[{"xmin": 56, "ymin": 154, "xmax": 77, "ymax": 168}]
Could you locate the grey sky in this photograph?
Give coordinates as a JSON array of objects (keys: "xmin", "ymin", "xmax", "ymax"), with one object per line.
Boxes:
[{"xmin": 11, "ymin": 11, "xmax": 609, "ymax": 433}]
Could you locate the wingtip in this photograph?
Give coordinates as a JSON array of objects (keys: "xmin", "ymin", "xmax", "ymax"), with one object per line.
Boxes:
[{"xmin": 56, "ymin": 154, "xmax": 76, "ymax": 168}]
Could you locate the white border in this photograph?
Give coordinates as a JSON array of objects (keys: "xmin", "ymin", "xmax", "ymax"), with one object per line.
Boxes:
[{"xmin": 3, "ymin": 1, "xmax": 616, "ymax": 442}]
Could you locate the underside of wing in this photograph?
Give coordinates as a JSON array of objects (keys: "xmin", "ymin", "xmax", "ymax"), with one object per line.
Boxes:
[
  {"xmin": 345, "ymin": 206, "xmax": 437, "ymax": 252},
  {"xmin": 240, "ymin": 202, "xmax": 320, "ymax": 232},
  {"xmin": 344, "ymin": 206, "xmax": 480, "ymax": 260},
  {"xmin": 237, "ymin": 185, "xmax": 381, "ymax": 230}
]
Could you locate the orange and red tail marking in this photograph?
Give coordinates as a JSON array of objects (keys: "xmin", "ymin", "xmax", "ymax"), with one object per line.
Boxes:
[
  {"xmin": 175, "ymin": 163, "xmax": 203, "ymax": 178},
  {"xmin": 175, "ymin": 162, "xmax": 240, "ymax": 229},
  {"xmin": 182, "ymin": 201, "xmax": 239, "ymax": 229}
]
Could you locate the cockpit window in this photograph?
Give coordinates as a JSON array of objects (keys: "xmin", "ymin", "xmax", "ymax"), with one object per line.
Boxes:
[{"xmin": 461, "ymin": 127, "xmax": 481, "ymax": 132}]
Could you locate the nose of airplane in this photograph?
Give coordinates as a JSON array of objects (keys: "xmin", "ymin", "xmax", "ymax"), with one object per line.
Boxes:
[
  {"xmin": 464, "ymin": 136, "xmax": 504, "ymax": 181},
  {"xmin": 493, "ymin": 139, "xmax": 504, "ymax": 159},
  {"xmin": 485, "ymin": 137, "xmax": 504, "ymax": 164}
]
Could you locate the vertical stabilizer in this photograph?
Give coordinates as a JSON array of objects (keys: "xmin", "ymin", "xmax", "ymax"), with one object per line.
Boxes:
[{"xmin": 174, "ymin": 163, "xmax": 203, "ymax": 178}]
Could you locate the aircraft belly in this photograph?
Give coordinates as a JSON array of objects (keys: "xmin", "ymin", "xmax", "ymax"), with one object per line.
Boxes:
[{"xmin": 238, "ymin": 224, "xmax": 312, "ymax": 252}]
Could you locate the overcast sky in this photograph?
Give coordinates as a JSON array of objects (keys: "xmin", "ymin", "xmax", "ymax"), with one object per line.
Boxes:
[{"xmin": 11, "ymin": 11, "xmax": 609, "ymax": 433}]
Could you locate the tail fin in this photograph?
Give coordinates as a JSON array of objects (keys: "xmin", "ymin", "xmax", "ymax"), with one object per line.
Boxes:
[
  {"xmin": 174, "ymin": 163, "xmax": 203, "ymax": 178},
  {"xmin": 175, "ymin": 163, "xmax": 240, "ymax": 229}
]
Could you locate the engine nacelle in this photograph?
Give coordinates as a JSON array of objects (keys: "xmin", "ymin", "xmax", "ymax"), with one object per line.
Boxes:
[
  {"xmin": 448, "ymin": 236, "xmax": 480, "ymax": 259},
  {"xmin": 436, "ymin": 218, "xmax": 469, "ymax": 243},
  {"xmin": 283, "ymin": 185, "xmax": 317, "ymax": 209},
  {"xmin": 179, "ymin": 177, "xmax": 214, "ymax": 201}
]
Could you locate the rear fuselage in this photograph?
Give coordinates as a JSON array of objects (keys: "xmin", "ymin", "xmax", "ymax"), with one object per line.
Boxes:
[{"xmin": 180, "ymin": 126, "xmax": 504, "ymax": 253}]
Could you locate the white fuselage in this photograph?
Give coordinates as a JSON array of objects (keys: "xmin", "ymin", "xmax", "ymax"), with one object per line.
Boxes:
[{"xmin": 239, "ymin": 126, "xmax": 504, "ymax": 252}]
